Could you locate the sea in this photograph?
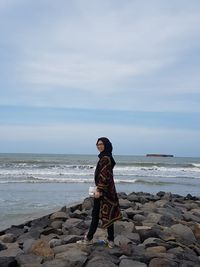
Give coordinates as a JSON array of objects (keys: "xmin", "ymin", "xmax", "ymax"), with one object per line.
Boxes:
[{"xmin": 0, "ymin": 153, "xmax": 200, "ymax": 231}]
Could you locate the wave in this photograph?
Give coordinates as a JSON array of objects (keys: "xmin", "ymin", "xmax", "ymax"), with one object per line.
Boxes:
[{"xmin": 0, "ymin": 176, "xmax": 137, "ymax": 184}]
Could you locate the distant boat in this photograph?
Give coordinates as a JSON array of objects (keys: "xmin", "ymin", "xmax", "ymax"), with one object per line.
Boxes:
[{"xmin": 146, "ymin": 154, "xmax": 174, "ymax": 157}]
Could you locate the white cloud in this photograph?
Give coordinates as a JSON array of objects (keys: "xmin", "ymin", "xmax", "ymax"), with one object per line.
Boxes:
[{"xmin": 1, "ymin": 1, "xmax": 200, "ymax": 113}]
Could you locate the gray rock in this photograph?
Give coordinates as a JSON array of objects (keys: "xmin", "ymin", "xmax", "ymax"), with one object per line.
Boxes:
[
  {"xmin": 17, "ymin": 228, "xmax": 42, "ymax": 243},
  {"xmin": 119, "ymin": 259, "xmax": 147, "ymax": 267},
  {"xmin": 50, "ymin": 220, "xmax": 63, "ymax": 229},
  {"xmin": 118, "ymin": 192, "xmax": 128, "ymax": 199},
  {"xmin": 5, "ymin": 226, "xmax": 25, "ymax": 238},
  {"xmin": 114, "ymin": 235, "xmax": 132, "ymax": 247},
  {"xmin": 0, "ymin": 257, "xmax": 18, "ymax": 267},
  {"xmin": 142, "ymin": 237, "xmax": 163, "ymax": 247},
  {"xmin": 62, "ymin": 218, "xmax": 84, "ymax": 230},
  {"xmin": 119, "ymin": 199, "xmax": 133, "ymax": 209},
  {"xmin": 158, "ymin": 214, "xmax": 175, "ymax": 227},
  {"xmin": 0, "ymin": 241, "xmax": 7, "ymax": 251},
  {"xmin": 16, "ymin": 253, "xmax": 43, "ymax": 265},
  {"xmin": 183, "ymin": 212, "xmax": 200, "ymax": 223},
  {"xmin": 170, "ymin": 224, "xmax": 197, "ymax": 245},
  {"xmin": 0, "ymin": 247, "xmax": 24, "ymax": 257},
  {"xmin": 50, "ymin": 211, "xmax": 68, "ymax": 221},
  {"xmin": 42, "ymin": 259, "xmax": 70, "ymax": 267},
  {"xmin": 62, "ymin": 235, "xmax": 81, "ymax": 244},
  {"xmin": 0, "ymin": 233, "xmax": 16, "ymax": 243},
  {"xmin": 114, "ymin": 221, "xmax": 135, "ymax": 235},
  {"xmin": 149, "ymin": 257, "xmax": 178, "ymax": 267},
  {"xmin": 145, "ymin": 212, "xmax": 162, "ymax": 223},
  {"xmin": 23, "ymin": 238, "xmax": 35, "ymax": 253},
  {"xmin": 41, "ymin": 227, "xmax": 62, "ymax": 236},
  {"xmin": 124, "ymin": 207, "xmax": 135, "ymax": 218},
  {"xmin": 82, "ymin": 197, "xmax": 93, "ymax": 210},
  {"xmin": 55, "ymin": 249, "xmax": 88, "ymax": 267},
  {"xmin": 155, "ymin": 199, "xmax": 169, "ymax": 208},
  {"xmin": 127, "ymin": 193, "xmax": 139, "ymax": 202},
  {"xmin": 134, "ymin": 214, "xmax": 145, "ymax": 222},
  {"xmin": 49, "ymin": 238, "xmax": 63, "ymax": 248},
  {"xmin": 86, "ymin": 256, "xmax": 118, "ymax": 267},
  {"xmin": 146, "ymin": 245, "xmax": 167, "ymax": 254},
  {"xmin": 123, "ymin": 232, "xmax": 141, "ymax": 244}
]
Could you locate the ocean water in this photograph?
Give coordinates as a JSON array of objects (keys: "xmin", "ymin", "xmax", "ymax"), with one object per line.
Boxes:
[{"xmin": 0, "ymin": 153, "xmax": 200, "ymax": 230}]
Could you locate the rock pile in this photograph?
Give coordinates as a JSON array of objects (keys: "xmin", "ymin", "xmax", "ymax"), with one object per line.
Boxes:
[{"xmin": 0, "ymin": 191, "xmax": 200, "ymax": 267}]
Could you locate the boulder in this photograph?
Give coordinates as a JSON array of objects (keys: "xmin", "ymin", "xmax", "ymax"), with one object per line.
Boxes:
[
  {"xmin": 50, "ymin": 220, "xmax": 63, "ymax": 229},
  {"xmin": 62, "ymin": 218, "xmax": 84, "ymax": 230},
  {"xmin": 85, "ymin": 256, "xmax": 118, "ymax": 267},
  {"xmin": 170, "ymin": 224, "xmax": 197, "ymax": 245},
  {"xmin": 146, "ymin": 245, "xmax": 167, "ymax": 254},
  {"xmin": 119, "ymin": 199, "xmax": 133, "ymax": 209},
  {"xmin": 119, "ymin": 259, "xmax": 147, "ymax": 267},
  {"xmin": 16, "ymin": 253, "xmax": 43, "ymax": 266},
  {"xmin": 114, "ymin": 221, "xmax": 135, "ymax": 235},
  {"xmin": 55, "ymin": 249, "xmax": 88, "ymax": 267},
  {"xmin": 149, "ymin": 257, "xmax": 178, "ymax": 267},
  {"xmin": 50, "ymin": 211, "xmax": 68, "ymax": 221},
  {"xmin": 0, "ymin": 257, "xmax": 18, "ymax": 267},
  {"xmin": 0, "ymin": 233, "xmax": 16, "ymax": 243},
  {"xmin": 42, "ymin": 259, "xmax": 70, "ymax": 267},
  {"xmin": 30, "ymin": 239, "xmax": 54, "ymax": 258}
]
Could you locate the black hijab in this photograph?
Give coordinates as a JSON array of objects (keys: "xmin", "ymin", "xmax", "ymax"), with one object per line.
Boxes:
[
  {"xmin": 95, "ymin": 137, "xmax": 116, "ymax": 184},
  {"xmin": 97, "ymin": 137, "xmax": 116, "ymax": 168}
]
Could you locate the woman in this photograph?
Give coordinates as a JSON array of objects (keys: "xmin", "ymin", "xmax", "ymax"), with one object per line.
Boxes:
[{"xmin": 78, "ymin": 137, "xmax": 122, "ymax": 248}]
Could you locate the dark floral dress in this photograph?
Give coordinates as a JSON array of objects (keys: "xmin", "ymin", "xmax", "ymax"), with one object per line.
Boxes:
[{"xmin": 95, "ymin": 156, "xmax": 122, "ymax": 228}]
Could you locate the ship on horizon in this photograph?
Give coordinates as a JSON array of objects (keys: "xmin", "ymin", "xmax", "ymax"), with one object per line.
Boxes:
[{"xmin": 146, "ymin": 154, "xmax": 174, "ymax": 157}]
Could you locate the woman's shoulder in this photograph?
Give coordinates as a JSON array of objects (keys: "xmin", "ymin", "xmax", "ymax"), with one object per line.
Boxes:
[{"xmin": 100, "ymin": 155, "xmax": 111, "ymax": 164}]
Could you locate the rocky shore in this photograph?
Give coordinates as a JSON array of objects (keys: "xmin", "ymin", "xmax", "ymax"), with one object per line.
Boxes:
[{"xmin": 0, "ymin": 191, "xmax": 200, "ymax": 267}]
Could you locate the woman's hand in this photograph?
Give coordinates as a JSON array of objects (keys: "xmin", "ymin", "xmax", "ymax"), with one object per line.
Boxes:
[{"xmin": 94, "ymin": 191, "xmax": 102, "ymax": 198}]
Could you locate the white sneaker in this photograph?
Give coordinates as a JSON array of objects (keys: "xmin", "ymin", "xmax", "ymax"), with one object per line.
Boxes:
[
  {"xmin": 76, "ymin": 237, "xmax": 93, "ymax": 245},
  {"xmin": 107, "ymin": 240, "xmax": 114, "ymax": 248}
]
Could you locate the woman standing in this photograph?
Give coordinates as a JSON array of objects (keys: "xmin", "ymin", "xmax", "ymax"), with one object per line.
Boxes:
[{"xmin": 78, "ymin": 137, "xmax": 122, "ymax": 248}]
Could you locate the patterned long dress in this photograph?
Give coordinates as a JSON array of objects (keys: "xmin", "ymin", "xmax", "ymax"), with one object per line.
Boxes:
[{"xmin": 95, "ymin": 155, "xmax": 122, "ymax": 228}]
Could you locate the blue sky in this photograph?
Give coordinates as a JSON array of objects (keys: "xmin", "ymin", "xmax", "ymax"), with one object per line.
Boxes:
[{"xmin": 0, "ymin": 0, "xmax": 200, "ymax": 156}]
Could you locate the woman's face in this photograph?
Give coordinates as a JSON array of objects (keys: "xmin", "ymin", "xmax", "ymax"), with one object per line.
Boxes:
[{"xmin": 96, "ymin": 140, "xmax": 105, "ymax": 152}]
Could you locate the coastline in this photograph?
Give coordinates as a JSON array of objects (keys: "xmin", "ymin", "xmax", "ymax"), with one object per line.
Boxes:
[{"xmin": 0, "ymin": 191, "xmax": 200, "ymax": 266}]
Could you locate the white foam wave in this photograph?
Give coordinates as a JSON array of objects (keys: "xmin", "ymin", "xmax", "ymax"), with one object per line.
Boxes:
[{"xmin": 0, "ymin": 177, "xmax": 137, "ymax": 184}]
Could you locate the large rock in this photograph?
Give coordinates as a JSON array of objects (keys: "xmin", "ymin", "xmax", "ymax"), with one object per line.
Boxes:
[
  {"xmin": 0, "ymin": 257, "xmax": 18, "ymax": 267},
  {"xmin": 55, "ymin": 249, "xmax": 88, "ymax": 267},
  {"xmin": 146, "ymin": 245, "xmax": 166, "ymax": 254},
  {"xmin": 0, "ymin": 234, "xmax": 16, "ymax": 243},
  {"xmin": 149, "ymin": 257, "xmax": 178, "ymax": 267},
  {"xmin": 30, "ymin": 239, "xmax": 54, "ymax": 258},
  {"xmin": 16, "ymin": 253, "xmax": 43, "ymax": 266},
  {"xmin": 62, "ymin": 218, "xmax": 84, "ymax": 230},
  {"xmin": 119, "ymin": 259, "xmax": 147, "ymax": 267},
  {"xmin": 170, "ymin": 224, "xmax": 197, "ymax": 245},
  {"xmin": 0, "ymin": 241, "xmax": 7, "ymax": 251},
  {"xmin": 50, "ymin": 211, "xmax": 68, "ymax": 221},
  {"xmin": 114, "ymin": 235, "xmax": 132, "ymax": 247},
  {"xmin": 42, "ymin": 259, "xmax": 70, "ymax": 267},
  {"xmin": 0, "ymin": 246, "xmax": 23, "ymax": 257},
  {"xmin": 119, "ymin": 199, "xmax": 133, "ymax": 209},
  {"xmin": 114, "ymin": 221, "xmax": 135, "ymax": 235},
  {"xmin": 82, "ymin": 198, "xmax": 93, "ymax": 210},
  {"xmin": 85, "ymin": 256, "xmax": 118, "ymax": 267}
]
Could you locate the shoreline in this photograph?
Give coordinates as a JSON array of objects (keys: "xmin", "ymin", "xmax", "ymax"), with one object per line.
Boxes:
[{"xmin": 0, "ymin": 191, "xmax": 200, "ymax": 266}]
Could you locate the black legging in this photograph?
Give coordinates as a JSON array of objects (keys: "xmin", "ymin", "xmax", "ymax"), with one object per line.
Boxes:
[{"xmin": 87, "ymin": 198, "xmax": 114, "ymax": 241}]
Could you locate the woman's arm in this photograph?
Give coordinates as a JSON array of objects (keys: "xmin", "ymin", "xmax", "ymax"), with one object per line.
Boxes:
[{"xmin": 96, "ymin": 156, "xmax": 112, "ymax": 194}]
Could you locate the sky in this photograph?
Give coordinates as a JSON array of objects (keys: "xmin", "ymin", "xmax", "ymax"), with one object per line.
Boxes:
[{"xmin": 0, "ymin": 0, "xmax": 200, "ymax": 157}]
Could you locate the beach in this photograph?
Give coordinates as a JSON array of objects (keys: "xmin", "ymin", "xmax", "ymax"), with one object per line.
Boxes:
[
  {"xmin": 0, "ymin": 153, "xmax": 200, "ymax": 231},
  {"xmin": 0, "ymin": 191, "xmax": 200, "ymax": 266},
  {"xmin": 0, "ymin": 154, "xmax": 200, "ymax": 266}
]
